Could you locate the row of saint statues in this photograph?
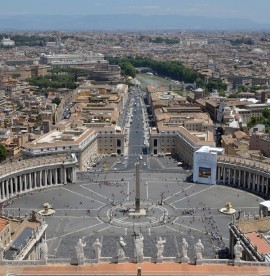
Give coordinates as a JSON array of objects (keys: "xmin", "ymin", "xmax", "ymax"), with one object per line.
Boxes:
[
  {"xmin": 75, "ymin": 235, "xmax": 206, "ymax": 261},
  {"xmin": 0, "ymin": 236, "xmax": 243, "ymax": 263}
]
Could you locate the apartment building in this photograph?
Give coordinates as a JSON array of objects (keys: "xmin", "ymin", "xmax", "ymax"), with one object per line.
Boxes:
[
  {"xmin": 147, "ymin": 85, "xmax": 215, "ymax": 165},
  {"xmin": 22, "ymin": 120, "xmax": 124, "ymax": 170},
  {"xmin": 249, "ymin": 132, "xmax": 270, "ymax": 158}
]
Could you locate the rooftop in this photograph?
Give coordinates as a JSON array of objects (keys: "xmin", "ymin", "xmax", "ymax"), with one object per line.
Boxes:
[{"xmin": 1, "ymin": 263, "xmax": 270, "ymax": 276}]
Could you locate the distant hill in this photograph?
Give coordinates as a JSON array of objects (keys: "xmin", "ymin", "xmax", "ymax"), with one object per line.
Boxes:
[{"xmin": 0, "ymin": 14, "xmax": 269, "ymax": 31}]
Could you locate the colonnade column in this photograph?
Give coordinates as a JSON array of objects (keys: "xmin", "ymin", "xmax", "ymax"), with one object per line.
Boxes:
[
  {"xmin": 44, "ymin": 170, "xmax": 47, "ymax": 186},
  {"xmin": 49, "ymin": 170, "xmax": 53, "ymax": 185},
  {"xmin": 29, "ymin": 173, "xmax": 32, "ymax": 190},
  {"xmin": 72, "ymin": 167, "xmax": 76, "ymax": 183},
  {"xmin": 14, "ymin": 177, "xmax": 18, "ymax": 194},
  {"xmin": 33, "ymin": 172, "xmax": 37, "ymax": 189},
  {"xmin": 0, "ymin": 182, "xmax": 4, "ymax": 199},
  {"xmin": 63, "ymin": 168, "xmax": 67, "ymax": 184},
  {"xmin": 243, "ymin": 171, "xmax": 246, "ymax": 188},
  {"xmin": 217, "ymin": 167, "xmax": 221, "ymax": 184},
  {"xmin": 248, "ymin": 172, "xmax": 251, "ymax": 189},
  {"xmin": 5, "ymin": 180, "xmax": 9, "ymax": 198},
  {"xmin": 257, "ymin": 175, "xmax": 260, "ymax": 193},
  {"xmin": 10, "ymin": 179, "xmax": 13, "ymax": 195},
  {"xmin": 54, "ymin": 169, "xmax": 58, "ymax": 184},
  {"xmin": 39, "ymin": 171, "xmax": 42, "ymax": 187},
  {"xmin": 23, "ymin": 174, "xmax": 26, "ymax": 191}
]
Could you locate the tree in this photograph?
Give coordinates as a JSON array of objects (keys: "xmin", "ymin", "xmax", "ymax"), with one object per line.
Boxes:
[
  {"xmin": 237, "ymin": 85, "xmax": 247, "ymax": 93},
  {"xmin": 119, "ymin": 61, "xmax": 136, "ymax": 78},
  {"xmin": 0, "ymin": 144, "xmax": 7, "ymax": 162},
  {"xmin": 262, "ymin": 108, "xmax": 270, "ymax": 119},
  {"xmin": 52, "ymin": 97, "xmax": 61, "ymax": 105}
]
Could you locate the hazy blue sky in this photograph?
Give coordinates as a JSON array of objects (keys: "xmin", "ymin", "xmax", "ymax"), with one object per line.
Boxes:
[{"xmin": 1, "ymin": 0, "xmax": 270, "ymax": 23}]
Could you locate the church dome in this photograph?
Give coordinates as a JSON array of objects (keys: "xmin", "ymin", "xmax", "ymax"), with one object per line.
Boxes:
[{"xmin": 251, "ymin": 48, "xmax": 265, "ymax": 55}]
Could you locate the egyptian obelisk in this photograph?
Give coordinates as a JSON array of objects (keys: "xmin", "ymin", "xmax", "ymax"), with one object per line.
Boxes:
[{"xmin": 135, "ymin": 162, "xmax": 140, "ymax": 211}]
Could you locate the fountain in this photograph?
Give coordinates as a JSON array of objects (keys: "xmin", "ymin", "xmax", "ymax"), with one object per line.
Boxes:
[
  {"xmin": 219, "ymin": 201, "xmax": 236, "ymax": 215},
  {"xmin": 38, "ymin": 203, "xmax": 55, "ymax": 216}
]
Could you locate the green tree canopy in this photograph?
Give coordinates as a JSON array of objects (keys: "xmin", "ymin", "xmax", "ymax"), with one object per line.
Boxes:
[
  {"xmin": 119, "ymin": 61, "xmax": 136, "ymax": 78},
  {"xmin": 107, "ymin": 56, "xmax": 202, "ymax": 83},
  {"xmin": 0, "ymin": 144, "xmax": 7, "ymax": 162},
  {"xmin": 52, "ymin": 97, "xmax": 61, "ymax": 105}
]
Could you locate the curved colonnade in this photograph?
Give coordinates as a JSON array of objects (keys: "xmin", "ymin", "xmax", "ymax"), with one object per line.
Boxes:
[
  {"xmin": 217, "ymin": 155, "xmax": 270, "ymax": 198},
  {"xmin": 0, "ymin": 154, "xmax": 77, "ymax": 203},
  {"xmin": 0, "ymin": 153, "xmax": 269, "ymax": 204}
]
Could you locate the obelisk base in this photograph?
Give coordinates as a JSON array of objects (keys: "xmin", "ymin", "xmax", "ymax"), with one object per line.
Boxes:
[{"xmin": 128, "ymin": 208, "xmax": 147, "ymax": 216}]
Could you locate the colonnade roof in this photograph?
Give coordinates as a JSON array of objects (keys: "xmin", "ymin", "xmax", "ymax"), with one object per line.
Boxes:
[
  {"xmin": 237, "ymin": 216, "xmax": 270, "ymax": 233},
  {"xmin": 0, "ymin": 154, "xmax": 75, "ymax": 177},
  {"xmin": 218, "ymin": 155, "xmax": 270, "ymax": 172}
]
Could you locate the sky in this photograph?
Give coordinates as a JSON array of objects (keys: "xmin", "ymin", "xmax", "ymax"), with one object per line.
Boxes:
[{"xmin": 1, "ymin": 0, "xmax": 270, "ymax": 23}]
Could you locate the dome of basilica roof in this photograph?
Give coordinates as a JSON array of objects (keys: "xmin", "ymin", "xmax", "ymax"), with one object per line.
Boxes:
[{"xmin": 251, "ymin": 48, "xmax": 265, "ymax": 55}]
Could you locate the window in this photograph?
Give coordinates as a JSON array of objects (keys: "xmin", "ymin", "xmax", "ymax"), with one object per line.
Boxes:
[
  {"xmin": 117, "ymin": 139, "xmax": 121, "ymax": 147},
  {"xmin": 154, "ymin": 139, "xmax": 157, "ymax": 147}
]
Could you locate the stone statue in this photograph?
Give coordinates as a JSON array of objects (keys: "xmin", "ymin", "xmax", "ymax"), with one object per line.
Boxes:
[
  {"xmin": 75, "ymin": 238, "xmax": 86, "ymax": 260},
  {"xmin": 0, "ymin": 239, "xmax": 4, "ymax": 261},
  {"xmin": 40, "ymin": 239, "xmax": 48, "ymax": 260},
  {"xmin": 182, "ymin": 238, "xmax": 189, "ymax": 259},
  {"xmin": 134, "ymin": 233, "xmax": 144, "ymax": 260},
  {"xmin": 194, "ymin": 239, "xmax": 204, "ymax": 260},
  {"xmin": 156, "ymin": 237, "xmax": 166, "ymax": 259},
  {"xmin": 234, "ymin": 240, "xmax": 243, "ymax": 261},
  {"xmin": 92, "ymin": 238, "xmax": 102, "ymax": 259},
  {"xmin": 117, "ymin": 237, "xmax": 126, "ymax": 259}
]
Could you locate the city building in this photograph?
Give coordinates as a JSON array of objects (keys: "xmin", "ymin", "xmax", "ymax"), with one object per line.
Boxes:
[
  {"xmin": 22, "ymin": 121, "xmax": 124, "ymax": 170},
  {"xmin": 193, "ymin": 146, "xmax": 224, "ymax": 185},
  {"xmin": 1, "ymin": 37, "xmax": 15, "ymax": 47}
]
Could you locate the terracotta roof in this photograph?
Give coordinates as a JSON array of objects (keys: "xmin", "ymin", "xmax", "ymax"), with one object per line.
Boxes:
[
  {"xmin": 1, "ymin": 263, "xmax": 270, "ymax": 276},
  {"xmin": 0, "ymin": 217, "xmax": 9, "ymax": 233},
  {"xmin": 246, "ymin": 232, "xmax": 270, "ymax": 254}
]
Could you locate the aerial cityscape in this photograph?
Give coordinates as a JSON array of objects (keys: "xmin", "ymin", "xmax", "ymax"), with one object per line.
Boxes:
[{"xmin": 2, "ymin": 1, "xmax": 270, "ymax": 275}]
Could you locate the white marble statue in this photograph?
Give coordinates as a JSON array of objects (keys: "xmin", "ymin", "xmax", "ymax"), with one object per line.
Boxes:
[
  {"xmin": 134, "ymin": 233, "xmax": 144, "ymax": 260},
  {"xmin": 194, "ymin": 239, "xmax": 204, "ymax": 260},
  {"xmin": 156, "ymin": 237, "xmax": 166, "ymax": 259},
  {"xmin": 40, "ymin": 239, "xmax": 48, "ymax": 260},
  {"xmin": 117, "ymin": 237, "xmax": 126, "ymax": 259},
  {"xmin": 234, "ymin": 240, "xmax": 243, "ymax": 261},
  {"xmin": 0, "ymin": 239, "xmax": 4, "ymax": 261},
  {"xmin": 92, "ymin": 238, "xmax": 102, "ymax": 259},
  {"xmin": 182, "ymin": 238, "xmax": 189, "ymax": 259},
  {"xmin": 75, "ymin": 238, "xmax": 86, "ymax": 260}
]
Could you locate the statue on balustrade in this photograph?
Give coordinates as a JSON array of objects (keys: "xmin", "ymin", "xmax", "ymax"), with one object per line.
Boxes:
[
  {"xmin": 117, "ymin": 236, "xmax": 126, "ymax": 259},
  {"xmin": 234, "ymin": 240, "xmax": 243, "ymax": 261},
  {"xmin": 194, "ymin": 239, "xmax": 204, "ymax": 260},
  {"xmin": 40, "ymin": 239, "xmax": 48, "ymax": 260},
  {"xmin": 156, "ymin": 236, "xmax": 166, "ymax": 259},
  {"xmin": 92, "ymin": 238, "xmax": 102, "ymax": 259}
]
